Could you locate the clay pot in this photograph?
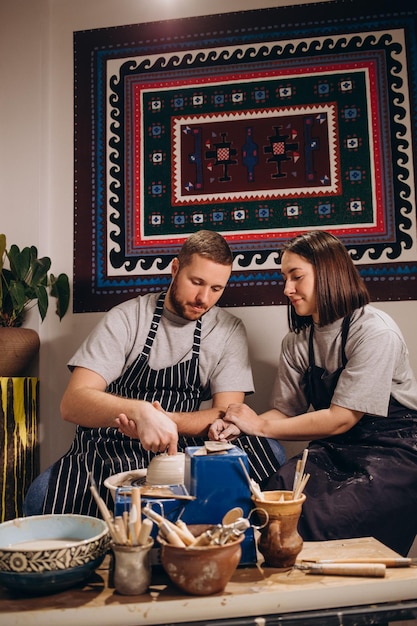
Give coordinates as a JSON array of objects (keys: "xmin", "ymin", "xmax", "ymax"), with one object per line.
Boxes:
[
  {"xmin": 0, "ymin": 328, "xmax": 40, "ymax": 376},
  {"xmin": 161, "ymin": 531, "xmax": 243, "ymax": 595},
  {"xmin": 252, "ymin": 490, "xmax": 306, "ymax": 568}
]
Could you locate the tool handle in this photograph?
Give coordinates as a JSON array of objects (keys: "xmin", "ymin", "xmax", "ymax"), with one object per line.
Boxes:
[
  {"xmin": 160, "ymin": 521, "xmax": 186, "ymax": 547},
  {"xmin": 314, "ymin": 557, "xmax": 411, "ymax": 568},
  {"xmin": 137, "ymin": 518, "xmax": 153, "ymax": 545},
  {"xmin": 309, "ymin": 563, "xmax": 386, "ymax": 577},
  {"xmin": 175, "ymin": 520, "xmax": 196, "ymax": 545}
]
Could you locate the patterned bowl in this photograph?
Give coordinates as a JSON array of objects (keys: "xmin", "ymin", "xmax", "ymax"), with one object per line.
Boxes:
[{"xmin": 0, "ymin": 514, "xmax": 110, "ymax": 595}]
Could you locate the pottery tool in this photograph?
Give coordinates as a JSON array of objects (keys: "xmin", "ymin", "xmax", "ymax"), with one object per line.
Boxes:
[
  {"xmin": 139, "ymin": 486, "xmax": 195, "ymax": 500},
  {"xmin": 238, "ymin": 458, "xmax": 264, "ymax": 500},
  {"xmin": 89, "ymin": 473, "xmax": 123, "ymax": 544},
  {"xmin": 142, "ymin": 505, "xmax": 190, "ymax": 546},
  {"xmin": 306, "ymin": 557, "xmax": 412, "ymax": 568},
  {"xmin": 158, "ymin": 520, "xmax": 186, "ymax": 547},
  {"xmin": 222, "ymin": 507, "xmax": 244, "ymax": 525},
  {"xmin": 292, "ymin": 449, "xmax": 310, "ymax": 499},
  {"xmin": 175, "ymin": 519, "xmax": 197, "ymax": 544},
  {"xmin": 128, "ymin": 505, "xmax": 139, "ymax": 545},
  {"xmin": 294, "ymin": 562, "xmax": 386, "ymax": 577},
  {"xmin": 137, "ymin": 518, "xmax": 154, "ymax": 545},
  {"xmin": 130, "ymin": 487, "xmax": 142, "ymax": 540},
  {"xmin": 114, "ymin": 516, "xmax": 129, "ymax": 545}
]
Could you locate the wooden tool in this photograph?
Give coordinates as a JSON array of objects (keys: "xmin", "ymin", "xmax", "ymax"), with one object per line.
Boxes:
[
  {"xmin": 308, "ymin": 557, "xmax": 412, "ymax": 567},
  {"xmin": 130, "ymin": 487, "xmax": 142, "ymax": 541},
  {"xmin": 294, "ymin": 562, "xmax": 386, "ymax": 577}
]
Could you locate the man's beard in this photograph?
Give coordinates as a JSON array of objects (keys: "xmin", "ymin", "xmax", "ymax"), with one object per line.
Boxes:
[{"xmin": 168, "ymin": 277, "xmax": 207, "ymax": 320}]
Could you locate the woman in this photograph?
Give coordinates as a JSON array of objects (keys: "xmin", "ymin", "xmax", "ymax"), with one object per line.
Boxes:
[{"xmin": 209, "ymin": 230, "xmax": 417, "ymax": 556}]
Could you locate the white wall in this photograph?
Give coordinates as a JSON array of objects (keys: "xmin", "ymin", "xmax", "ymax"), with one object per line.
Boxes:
[{"xmin": 2, "ymin": 0, "xmax": 417, "ymax": 471}]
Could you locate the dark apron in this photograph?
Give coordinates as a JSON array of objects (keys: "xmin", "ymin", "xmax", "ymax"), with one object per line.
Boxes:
[
  {"xmin": 266, "ymin": 316, "xmax": 417, "ymax": 555},
  {"xmin": 43, "ymin": 293, "xmax": 280, "ymax": 515}
]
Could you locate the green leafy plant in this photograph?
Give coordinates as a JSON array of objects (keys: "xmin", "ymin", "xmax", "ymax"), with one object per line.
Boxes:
[{"xmin": 0, "ymin": 234, "xmax": 70, "ymax": 327}]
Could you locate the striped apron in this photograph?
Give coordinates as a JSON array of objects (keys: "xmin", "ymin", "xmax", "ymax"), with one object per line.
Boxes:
[{"xmin": 43, "ymin": 293, "xmax": 281, "ymax": 515}]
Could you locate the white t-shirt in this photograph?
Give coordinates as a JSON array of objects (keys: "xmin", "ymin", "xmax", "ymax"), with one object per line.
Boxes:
[
  {"xmin": 271, "ymin": 305, "xmax": 417, "ymax": 417},
  {"xmin": 68, "ymin": 292, "xmax": 254, "ymax": 398}
]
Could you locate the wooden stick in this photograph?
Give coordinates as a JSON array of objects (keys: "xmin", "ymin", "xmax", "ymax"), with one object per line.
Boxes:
[
  {"xmin": 88, "ymin": 474, "xmax": 122, "ymax": 544},
  {"xmin": 128, "ymin": 504, "xmax": 138, "ymax": 545},
  {"xmin": 175, "ymin": 519, "xmax": 196, "ymax": 545},
  {"xmin": 296, "ymin": 562, "xmax": 386, "ymax": 578},
  {"xmin": 159, "ymin": 521, "xmax": 186, "ymax": 547},
  {"xmin": 114, "ymin": 516, "xmax": 129, "ymax": 545},
  {"xmin": 142, "ymin": 506, "xmax": 186, "ymax": 544},
  {"xmin": 122, "ymin": 511, "xmax": 129, "ymax": 539},
  {"xmin": 294, "ymin": 472, "xmax": 310, "ymax": 500},
  {"xmin": 307, "ymin": 557, "xmax": 412, "ymax": 568},
  {"xmin": 292, "ymin": 459, "xmax": 302, "ymax": 493},
  {"xmin": 137, "ymin": 518, "xmax": 154, "ymax": 546},
  {"xmin": 130, "ymin": 487, "xmax": 142, "ymax": 542},
  {"xmin": 238, "ymin": 458, "xmax": 264, "ymax": 500}
]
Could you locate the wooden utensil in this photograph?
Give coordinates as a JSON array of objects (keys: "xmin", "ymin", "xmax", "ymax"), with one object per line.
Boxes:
[{"xmin": 294, "ymin": 562, "xmax": 386, "ymax": 577}]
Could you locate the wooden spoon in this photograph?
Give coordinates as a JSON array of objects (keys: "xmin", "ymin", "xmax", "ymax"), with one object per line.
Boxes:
[{"xmin": 222, "ymin": 507, "xmax": 244, "ymax": 525}]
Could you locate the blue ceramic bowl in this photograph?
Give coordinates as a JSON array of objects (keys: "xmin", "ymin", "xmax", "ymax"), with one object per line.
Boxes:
[{"xmin": 0, "ymin": 514, "xmax": 110, "ymax": 595}]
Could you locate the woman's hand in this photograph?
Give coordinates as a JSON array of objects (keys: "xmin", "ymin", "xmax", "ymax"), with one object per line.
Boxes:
[
  {"xmin": 223, "ymin": 403, "xmax": 262, "ymax": 437},
  {"xmin": 208, "ymin": 418, "xmax": 241, "ymax": 441}
]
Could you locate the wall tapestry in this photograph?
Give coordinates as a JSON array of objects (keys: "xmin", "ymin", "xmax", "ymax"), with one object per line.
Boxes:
[{"xmin": 73, "ymin": 0, "xmax": 417, "ymax": 312}]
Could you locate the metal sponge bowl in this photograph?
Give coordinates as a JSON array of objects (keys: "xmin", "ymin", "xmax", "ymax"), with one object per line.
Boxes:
[{"xmin": 0, "ymin": 514, "xmax": 110, "ymax": 595}]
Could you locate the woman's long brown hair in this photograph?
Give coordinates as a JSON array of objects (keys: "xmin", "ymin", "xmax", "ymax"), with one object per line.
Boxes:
[{"xmin": 283, "ymin": 231, "xmax": 370, "ymax": 332}]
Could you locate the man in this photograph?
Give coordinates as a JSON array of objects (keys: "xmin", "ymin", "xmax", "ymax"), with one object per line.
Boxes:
[{"xmin": 24, "ymin": 230, "xmax": 284, "ymax": 516}]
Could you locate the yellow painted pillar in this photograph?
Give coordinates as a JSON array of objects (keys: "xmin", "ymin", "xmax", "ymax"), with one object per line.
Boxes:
[{"xmin": 0, "ymin": 377, "xmax": 39, "ymax": 522}]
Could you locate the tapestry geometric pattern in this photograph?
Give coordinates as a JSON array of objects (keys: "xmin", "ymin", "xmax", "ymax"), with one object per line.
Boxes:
[{"xmin": 74, "ymin": 0, "xmax": 417, "ymax": 311}]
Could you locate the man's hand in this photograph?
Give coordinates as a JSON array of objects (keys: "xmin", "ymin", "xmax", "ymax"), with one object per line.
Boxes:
[{"xmin": 116, "ymin": 402, "xmax": 178, "ymax": 454}]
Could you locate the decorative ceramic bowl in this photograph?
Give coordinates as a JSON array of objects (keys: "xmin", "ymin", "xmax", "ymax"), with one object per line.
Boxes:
[
  {"xmin": 0, "ymin": 514, "xmax": 110, "ymax": 595},
  {"xmin": 160, "ymin": 525, "xmax": 244, "ymax": 596}
]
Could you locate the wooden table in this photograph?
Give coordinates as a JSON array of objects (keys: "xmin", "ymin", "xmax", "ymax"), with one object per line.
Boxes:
[{"xmin": 1, "ymin": 537, "xmax": 417, "ymax": 626}]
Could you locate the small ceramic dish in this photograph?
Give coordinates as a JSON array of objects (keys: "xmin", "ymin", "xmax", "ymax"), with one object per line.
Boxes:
[{"xmin": 0, "ymin": 514, "xmax": 110, "ymax": 595}]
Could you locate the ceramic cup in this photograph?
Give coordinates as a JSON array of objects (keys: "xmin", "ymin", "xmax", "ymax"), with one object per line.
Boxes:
[{"xmin": 111, "ymin": 538, "xmax": 153, "ymax": 595}]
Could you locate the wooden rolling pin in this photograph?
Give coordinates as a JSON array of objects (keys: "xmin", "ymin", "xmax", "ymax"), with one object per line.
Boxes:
[{"xmin": 295, "ymin": 562, "xmax": 386, "ymax": 577}]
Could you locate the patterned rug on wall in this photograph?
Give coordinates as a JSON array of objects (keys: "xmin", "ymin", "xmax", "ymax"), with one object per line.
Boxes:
[{"xmin": 73, "ymin": 0, "xmax": 417, "ymax": 312}]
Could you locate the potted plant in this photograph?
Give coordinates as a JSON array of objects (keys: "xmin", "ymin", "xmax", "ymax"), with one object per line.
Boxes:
[{"xmin": 0, "ymin": 234, "xmax": 70, "ymax": 376}]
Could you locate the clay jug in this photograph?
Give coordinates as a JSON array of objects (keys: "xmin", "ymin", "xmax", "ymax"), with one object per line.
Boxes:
[{"xmin": 253, "ymin": 490, "xmax": 306, "ymax": 568}]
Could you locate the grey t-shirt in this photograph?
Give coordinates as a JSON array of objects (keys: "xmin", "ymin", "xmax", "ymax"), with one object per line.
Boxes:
[
  {"xmin": 271, "ymin": 305, "xmax": 417, "ymax": 417},
  {"xmin": 68, "ymin": 292, "xmax": 254, "ymax": 397}
]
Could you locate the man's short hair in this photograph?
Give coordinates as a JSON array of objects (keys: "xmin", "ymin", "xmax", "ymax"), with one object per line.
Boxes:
[{"xmin": 178, "ymin": 230, "xmax": 233, "ymax": 268}]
